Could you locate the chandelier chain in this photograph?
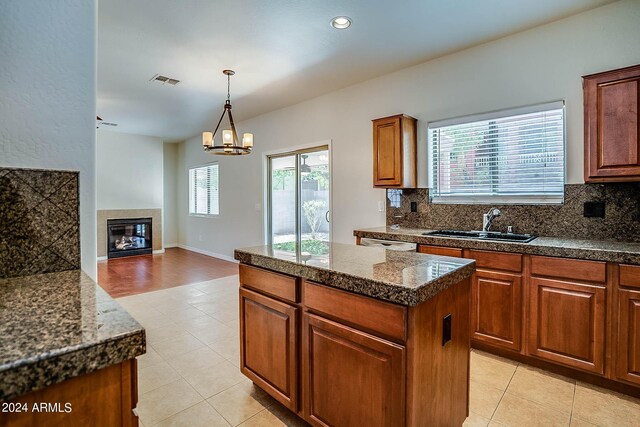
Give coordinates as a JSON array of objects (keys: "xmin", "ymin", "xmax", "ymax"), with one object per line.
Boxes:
[{"xmin": 227, "ymin": 74, "xmax": 231, "ymax": 101}]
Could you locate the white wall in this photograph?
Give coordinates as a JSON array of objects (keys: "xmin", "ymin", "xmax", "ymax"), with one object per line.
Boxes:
[
  {"xmin": 163, "ymin": 143, "xmax": 179, "ymax": 247},
  {"xmin": 0, "ymin": 0, "xmax": 97, "ymax": 278},
  {"xmin": 96, "ymin": 130, "xmax": 164, "ymax": 210},
  {"xmin": 177, "ymin": 0, "xmax": 640, "ymax": 259}
]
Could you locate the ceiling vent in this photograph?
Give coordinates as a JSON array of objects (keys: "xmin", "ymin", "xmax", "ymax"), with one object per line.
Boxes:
[{"xmin": 150, "ymin": 74, "xmax": 180, "ymax": 86}]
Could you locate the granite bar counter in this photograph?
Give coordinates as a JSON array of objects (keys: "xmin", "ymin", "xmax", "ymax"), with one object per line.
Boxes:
[
  {"xmin": 0, "ymin": 270, "xmax": 145, "ymax": 402},
  {"xmin": 235, "ymin": 242, "xmax": 475, "ymax": 426},
  {"xmin": 234, "ymin": 241, "xmax": 475, "ymax": 306},
  {"xmin": 354, "ymin": 226, "xmax": 640, "ymax": 264}
]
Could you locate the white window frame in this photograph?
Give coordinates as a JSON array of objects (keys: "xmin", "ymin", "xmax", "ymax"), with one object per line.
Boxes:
[
  {"xmin": 428, "ymin": 101, "xmax": 566, "ymax": 205},
  {"xmin": 188, "ymin": 162, "xmax": 220, "ymax": 217}
]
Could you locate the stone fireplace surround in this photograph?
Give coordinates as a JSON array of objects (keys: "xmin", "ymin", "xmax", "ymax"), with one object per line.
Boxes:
[{"xmin": 97, "ymin": 209, "xmax": 162, "ymax": 258}]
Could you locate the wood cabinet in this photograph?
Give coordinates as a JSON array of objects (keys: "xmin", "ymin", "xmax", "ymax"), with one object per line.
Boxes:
[
  {"xmin": 527, "ymin": 277, "xmax": 606, "ymax": 374},
  {"xmin": 417, "ymin": 244, "xmax": 463, "ymax": 257},
  {"xmin": 464, "ymin": 251, "xmax": 523, "ymax": 352},
  {"xmin": 615, "ymin": 265, "xmax": 640, "ymax": 386},
  {"xmin": 239, "ymin": 264, "xmax": 471, "ymax": 427},
  {"xmin": 472, "ymin": 269, "xmax": 522, "ymax": 352},
  {"xmin": 1, "ymin": 360, "xmax": 138, "ymax": 427},
  {"xmin": 583, "ymin": 64, "xmax": 640, "ymax": 182},
  {"xmin": 372, "ymin": 114, "xmax": 417, "ymax": 188},
  {"xmin": 239, "ymin": 288, "xmax": 299, "ymax": 411},
  {"xmin": 527, "ymin": 257, "xmax": 607, "ymax": 375},
  {"xmin": 302, "ymin": 313, "xmax": 405, "ymax": 427}
]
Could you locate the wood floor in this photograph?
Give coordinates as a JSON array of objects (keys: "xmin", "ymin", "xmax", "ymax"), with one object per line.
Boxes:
[{"xmin": 98, "ymin": 248, "xmax": 239, "ymax": 298}]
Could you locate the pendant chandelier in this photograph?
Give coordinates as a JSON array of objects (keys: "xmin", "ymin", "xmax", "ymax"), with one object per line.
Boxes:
[{"xmin": 202, "ymin": 70, "xmax": 253, "ymax": 155}]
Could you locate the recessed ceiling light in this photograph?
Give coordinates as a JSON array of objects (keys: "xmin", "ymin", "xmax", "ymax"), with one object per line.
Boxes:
[{"xmin": 330, "ymin": 16, "xmax": 352, "ymax": 29}]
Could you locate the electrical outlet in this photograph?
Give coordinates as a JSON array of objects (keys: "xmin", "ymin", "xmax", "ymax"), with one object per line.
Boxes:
[
  {"xmin": 378, "ymin": 201, "xmax": 384, "ymax": 212},
  {"xmin": 584, "ymin": 201, "xmax": 605, "ymax": 218},
  {"xmin": 254, "ymin": 203, "xmax": 262, "ymax": 211}
]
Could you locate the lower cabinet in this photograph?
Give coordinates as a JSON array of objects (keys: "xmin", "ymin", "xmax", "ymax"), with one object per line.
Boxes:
[
  {"xmin": 471, "ymin": 269, "xmax": 522, "ymax": 351},
  {"xmin": 616, "ymin": 288, "xmax": 640, "ymax": 385},
  {"xmin": 302, "ymin": 313, "xmax": 406, "ymax": 427},
  {"xmin": 1, "ymin": 360, "xmax": 138, "ymax": 427},
  {"xmin": 527, "ymin": 277, "xmax": 606, "ymax": 374},
  {"xmin": 239, "ymin": 264, "xmax": 471, "ymax": 426},
  {"xmin": 616, "ymin": 265, "xmax": 640, "ymax": 386},
  {"xmin": 239, "ymin": 288, "xmax": 298, "ymax": 411}
]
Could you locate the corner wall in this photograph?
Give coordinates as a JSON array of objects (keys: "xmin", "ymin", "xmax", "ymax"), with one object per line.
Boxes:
[
  {"xmin": 163, "ymin": 143, "xmax": 179, "ymax": 247},
  {"xmin": 96, "ymin": 130, "xmax": 166, "ymax": 257},
  {"xmin": 0, "ymin": 0, "xmax": 97, "ymax": 278},
  {"xmin": 177, "ymin": 0, "xmax": 640, "ymax": 259}
]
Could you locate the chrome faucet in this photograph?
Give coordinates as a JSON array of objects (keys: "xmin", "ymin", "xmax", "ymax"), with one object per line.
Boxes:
[{"xmin": 482, "ymin": 208, "xmax": 501, "ymax": 232}]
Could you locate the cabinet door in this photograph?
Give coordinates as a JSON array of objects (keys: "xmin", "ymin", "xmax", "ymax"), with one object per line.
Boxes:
[
  {"xmin": 616, "ymin": 288, "xmax": 640, "ymax": 385},
  {"xmin": 373, "ymin": 116, "xmax": 402, "ymax": 187},
  {"xmin": 584, "ymin": 65, "xmax": 640, "ymax": 182},
  {"xmin": 240, "ymin": 288, "xmax": 298, "ymax": 411},
  {"xmin": 528, "ymin": 277, "xmax": 606, "ymax": 374},
  {"xmin": 471, "ymin": 270, "xmax": 522, "ymax": 351},
  {"xmin": 303, "ymin": 313, "xmax": 405, "ymax": 427}
]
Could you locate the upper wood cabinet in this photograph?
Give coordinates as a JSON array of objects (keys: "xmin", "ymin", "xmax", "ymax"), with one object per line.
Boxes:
[
  {"xmin": 372, "ymin": 114, "xmax": 417, "ymax": 188},
  {"xmin": 584, "ymin": 64, "xmax": 640, "ymax": 182}
]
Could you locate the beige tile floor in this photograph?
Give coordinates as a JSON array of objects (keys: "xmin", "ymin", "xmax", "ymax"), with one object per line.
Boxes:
[{"xmin": 117, "ymin": 275, "xmax": 640, "ymax": 427}]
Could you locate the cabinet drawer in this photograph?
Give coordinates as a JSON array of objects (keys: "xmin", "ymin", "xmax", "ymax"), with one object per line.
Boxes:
[
  {"xmin": 418, "ymin": 245, "xmax": 463, "ymax": 257},
  {"xmin": 530, "ymin": 256, "xmax": 606, "ymax": 283},
  {"xmin": 466, "ymin": 250, "xmax": 522, "ymax": 272},
  {"xmin": 239, "ymin": 264, "xmax": 299, "ymax": 303},
  {"xmin": 303, "ymin": 281, "xmax": 407, "ymax": 342},
  {"xmin": 620, "ymin": 264, "xmax": 640, "ymax": 289}
]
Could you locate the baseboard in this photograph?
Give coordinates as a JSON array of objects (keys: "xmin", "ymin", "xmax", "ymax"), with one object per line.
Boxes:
[
  {"xmin": 97, "ymin": 256, "xmax": 107, "ymax": 262},
  {"xmin": 164, "ymin": 243, "xmax": 178, "ymax": 248},
  {"xmin": 178, "ymin": 244, "xmax": 239, "ymax": 263},
  {"xmin": 153, "ymin": 249, "xmax": 165, "ymax": 255}
]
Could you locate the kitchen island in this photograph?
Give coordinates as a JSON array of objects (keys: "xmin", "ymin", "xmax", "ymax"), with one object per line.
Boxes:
[
  {"xmin": 234, "ymin": 242, "xmax": 475, "ymax": 427},
  {"xmin": 0, "ymin": 270, "xmax": 145, "ymax": 427}
]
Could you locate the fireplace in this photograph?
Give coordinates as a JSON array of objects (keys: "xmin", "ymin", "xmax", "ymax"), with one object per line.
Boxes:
[{"xmin": 107, "ymin": 218, "xmax": 152, "ymax": 258}]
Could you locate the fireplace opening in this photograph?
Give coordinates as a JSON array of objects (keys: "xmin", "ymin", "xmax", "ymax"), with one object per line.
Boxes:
[{"xmin": 107, "ymin": 217, "xmax": 152, "ymax": 258}]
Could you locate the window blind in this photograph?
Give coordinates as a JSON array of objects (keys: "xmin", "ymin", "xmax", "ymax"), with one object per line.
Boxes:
[
  {"xmin": 189, "ymin": 164, "xmax": 219, "ymax": 216},
  {"xmin": 428, "ymin": 101, "xmax": 565, "ymax": 204}
]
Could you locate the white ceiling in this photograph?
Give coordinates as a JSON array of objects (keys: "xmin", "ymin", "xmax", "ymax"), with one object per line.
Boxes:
[{"xmin": 98, "ymin": 0, "xmax": 616, "ymax": 141}]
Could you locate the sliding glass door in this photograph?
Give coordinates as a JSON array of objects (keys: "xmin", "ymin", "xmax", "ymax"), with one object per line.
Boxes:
[{"xmin": 268, "ymin": 146, "xmax": 330, "ymax": 254}]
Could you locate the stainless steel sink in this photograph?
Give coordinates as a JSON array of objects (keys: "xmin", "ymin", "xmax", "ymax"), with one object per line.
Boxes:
[{"xmin": 423, "ymin": 230, "xmax": 537, "ymax": 243}]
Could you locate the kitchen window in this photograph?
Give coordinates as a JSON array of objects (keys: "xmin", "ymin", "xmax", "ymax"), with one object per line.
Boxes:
[
  {"xmin": 189, "ymin": 163, "xmax": 219, "ymax": 216},
  {"xmin": 428, "ymin": 101, "xmax": 565, "ymax": 204}
]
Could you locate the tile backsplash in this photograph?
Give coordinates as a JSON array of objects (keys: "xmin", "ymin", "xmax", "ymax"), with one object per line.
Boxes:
[
  {"xmin": 0, "ymin": 167, "xmax": 80, "ymax": 278},
  {"xmin": 387, "ymin": 184, "xmax": 640, "ymax": 242}
]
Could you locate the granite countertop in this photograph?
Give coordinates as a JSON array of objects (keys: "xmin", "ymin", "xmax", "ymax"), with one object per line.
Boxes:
[
  {"xmin": 0, "ymin": 270, "xmax": 145, "ymax": 401},
  {"xmin": 354, "ymin": 226, "xmax": 640, "ymax": 264},
  {"xmin": 234, "ymin": 242, "xmax": 475, "ymax": 306}
]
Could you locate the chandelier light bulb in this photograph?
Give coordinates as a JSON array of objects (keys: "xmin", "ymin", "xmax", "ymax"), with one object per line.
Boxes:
[{"xmin": 242, "ymin": 133, "xmax": 254, "ymax": 148}]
